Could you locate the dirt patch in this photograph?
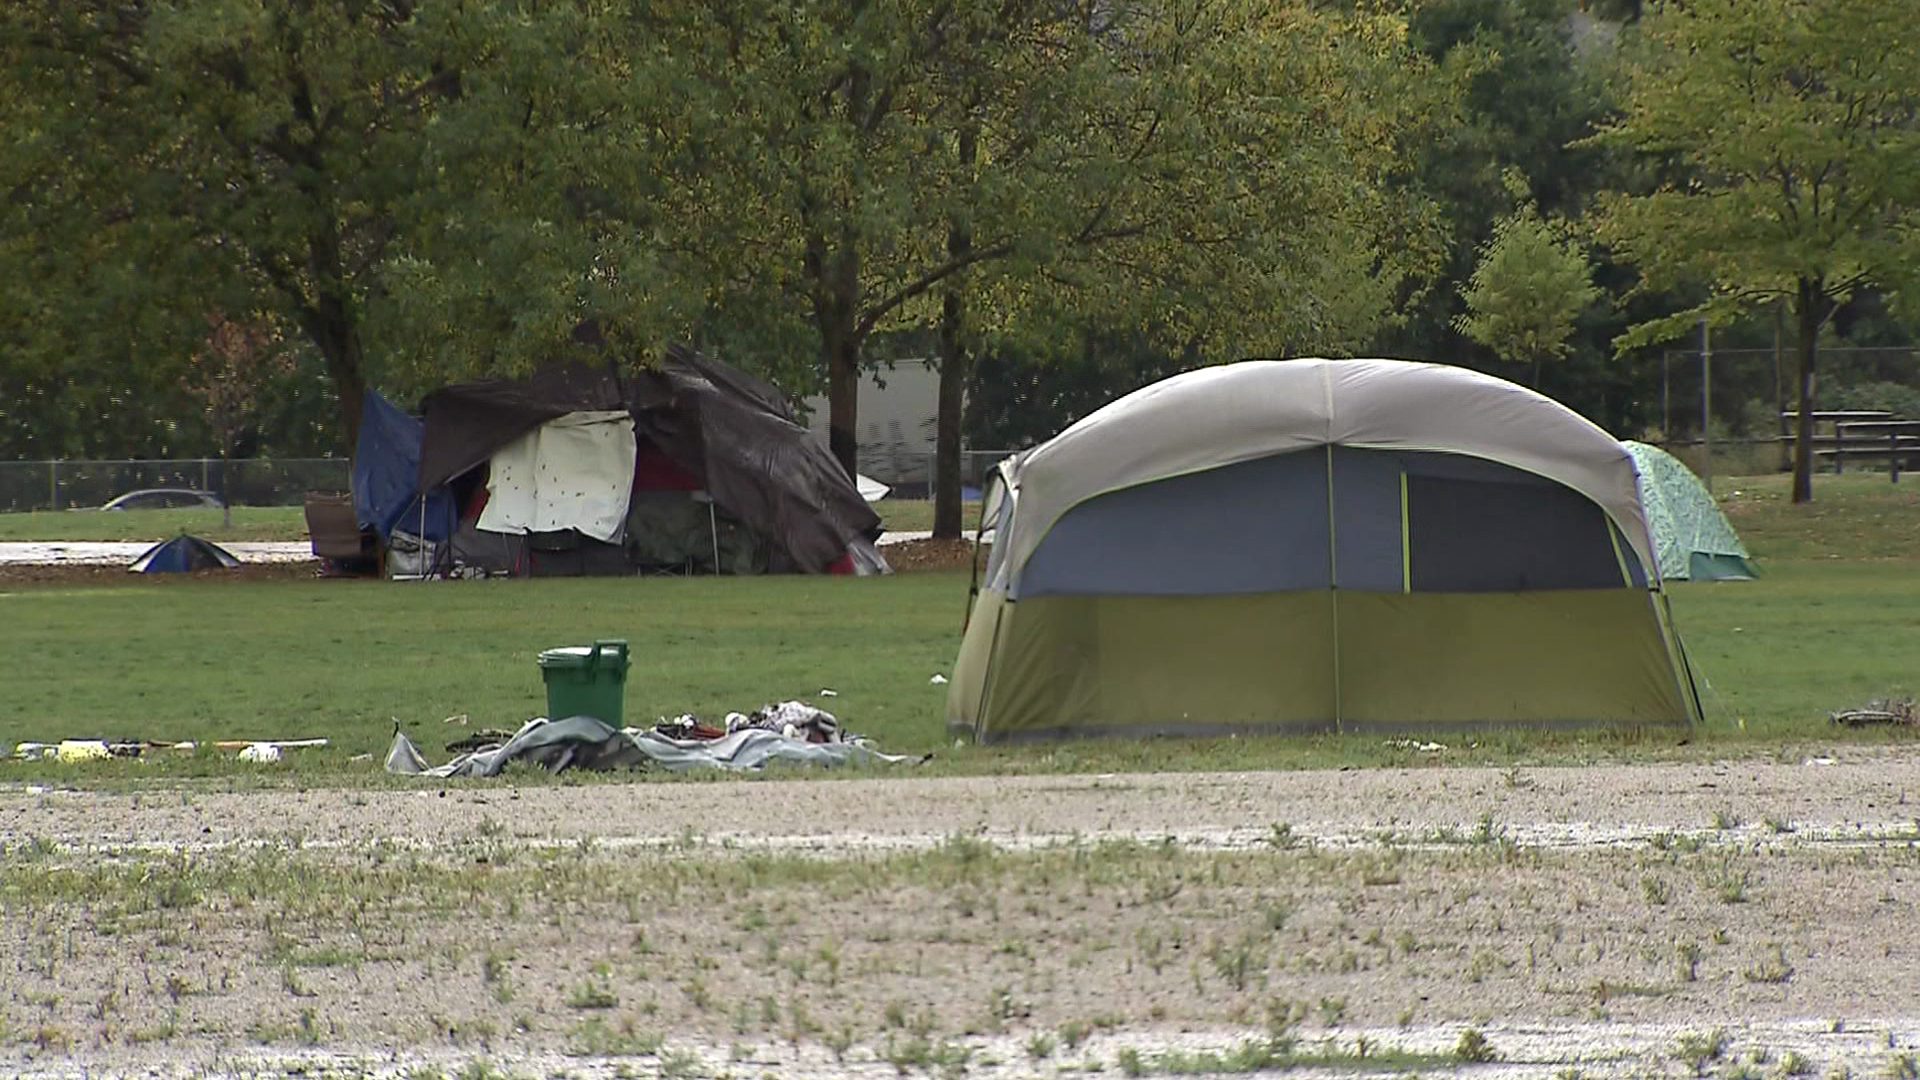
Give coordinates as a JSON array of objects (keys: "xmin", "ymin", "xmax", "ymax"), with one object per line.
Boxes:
[
  {"xmin": 883, "ymin": 537, "xmax": 986, "ymax": 572},
  {"xmin": 0, "ymin": 560, "xmax": 334, "ymax": 587},
  {"xmin": 5, "ymin": 753, "xmax": 1920, "ymax": 1078}
]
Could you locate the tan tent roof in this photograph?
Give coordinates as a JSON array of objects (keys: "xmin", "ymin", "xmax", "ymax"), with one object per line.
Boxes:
[{"xmin": 999, "ymin": 358, "xmax": 1656, "ymax": 577}]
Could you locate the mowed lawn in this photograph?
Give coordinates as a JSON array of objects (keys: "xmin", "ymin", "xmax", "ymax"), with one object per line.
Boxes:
[{"xmin": 0, "ymin": 473, "xmax": 1914, "ymax": 780}]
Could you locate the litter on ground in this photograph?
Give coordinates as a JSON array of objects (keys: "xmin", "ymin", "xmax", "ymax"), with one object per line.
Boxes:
[
  {"xmin": 11, "ymin": 737, "xmax": 328, "ymax": 761},
  {"xmin": 385, "ymin": 700, "xmax": 928, "ymax": 779},
  {"xmin": 1829, "ymin": 698, "xmax": 1917, "ymax": 727}
]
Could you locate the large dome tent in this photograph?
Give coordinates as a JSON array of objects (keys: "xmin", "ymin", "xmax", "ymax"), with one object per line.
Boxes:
[{"xmin": 949, "ymin": 358, "xmax": 1703, "ymax": 743}]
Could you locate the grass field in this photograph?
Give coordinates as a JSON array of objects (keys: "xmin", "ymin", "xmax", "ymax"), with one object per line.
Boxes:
[
  {"xmin": 0, "ymin": 473, "xmax": 1914, "ymax": 781},
  {"xmin": 0, "ymin": 498, "xmax": 974, "ymax": 542}
]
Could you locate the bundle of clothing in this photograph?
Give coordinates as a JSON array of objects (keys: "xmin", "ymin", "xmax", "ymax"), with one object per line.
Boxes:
[{"xmin": 654, "ymin": 700, "xmax": 845, "ymax": 744}]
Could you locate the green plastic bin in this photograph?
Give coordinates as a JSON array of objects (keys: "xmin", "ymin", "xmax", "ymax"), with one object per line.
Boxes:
[{"xmin": 537, "ymin": 639, "xmax": 631, "ymax": 725}]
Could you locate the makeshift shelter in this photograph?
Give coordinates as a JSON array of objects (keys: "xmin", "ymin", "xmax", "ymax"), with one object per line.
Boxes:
[
  {"xmin": 949, "ymin": 358, "xmax": 1703, "ymax": 743},
  {"xmin": 129, "ymin": 535, "xmax": 240, "ymax": 573},
  {"xmin": 1622, "ymin": 441, "xmax": 1757, "ymax": 581},
  {"xmin": 352, "ymin": 391, "xmax": 457, "ymax": 544},
  {"xmin": 379, "ymin": 341, "xmax": 886, "ymax": 577}
]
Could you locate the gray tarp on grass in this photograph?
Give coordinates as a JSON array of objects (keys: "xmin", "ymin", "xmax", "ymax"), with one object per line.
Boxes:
[{"xmin": 385, "ymin": 716, "xmax": 926, "ymax": 778}]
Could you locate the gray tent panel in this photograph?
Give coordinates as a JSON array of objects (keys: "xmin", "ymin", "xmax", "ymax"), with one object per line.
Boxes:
[
  {"xmin": 1017, "ymin": 452, "xmax": 1331, "ymax": 598},
  {"xmin": 1405, "ymin": 465, "xmax": 1624, "ymax": 592},
  {"xmin": 1329, "ymin": 448, "xmax": 1406, "ymax": 591}
]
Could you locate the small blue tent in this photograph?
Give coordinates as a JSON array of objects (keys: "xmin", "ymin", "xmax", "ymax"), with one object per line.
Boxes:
[
  {"xmin": 353, "ymin": 391, "xmax": 456, "ymax": 541},
  {"xmin": 129, "ymin": 535, "xmax": 241, "ymax": 573}
]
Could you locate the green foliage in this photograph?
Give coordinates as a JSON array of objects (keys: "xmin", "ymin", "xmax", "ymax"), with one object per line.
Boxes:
[
  {"xmin": 1375, "ymin": 0, "xmax": 1632, "ymax": 405},
  {"xmin": 1454, "ymin": 191, "xmax": 1604, "ymax": 382},
  {"xmin": 1593, "ymin": 0, "xmax": 1920, "ymax": 343},
  {"xmin": 1454, "ymin": 1027, "xmax": 1498, "ymax": 1063},
  {"xmin": 1590, "ymin": 0, "xmax": 1920, "ymax": 500},
  {"xmin": 1829, "ymin": 381, "xmax": 1920, "ymax": 422},
  {"xmin": 0, "ymin": 2, "xmax": 654, "ymax": 450}
]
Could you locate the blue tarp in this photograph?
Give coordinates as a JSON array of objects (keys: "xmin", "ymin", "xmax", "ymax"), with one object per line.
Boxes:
[{"xmin": 353, "ymin": 391, "xmax": 457, "ymax": 541}]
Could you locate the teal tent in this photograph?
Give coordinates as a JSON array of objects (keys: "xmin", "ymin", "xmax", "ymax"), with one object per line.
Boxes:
[{"xmin": 1623, "ymin": 441, "xmax": 1757, "ymax": 581}]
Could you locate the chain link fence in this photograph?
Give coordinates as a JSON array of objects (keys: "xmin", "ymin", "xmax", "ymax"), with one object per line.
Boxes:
[
  {"xmin": 1646, "ymin": 343, "xmax": 1920, "ymax": 482},
  {"xmin": 0, "ymin": 459, "xmax": 351, "ymax": 513},
  {"xmin": 0, "ymin": 449, "xmax": 1016, "ymax": 512},
  {"xmin": 1654, "ymin": 345, "xmax": 1920, "ymax": 441}
]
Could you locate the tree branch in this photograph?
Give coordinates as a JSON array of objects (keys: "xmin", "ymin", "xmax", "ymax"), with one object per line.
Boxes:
[{"xmin": 855, "ymin": 239, "xmax": 1017, "ymax": 337}]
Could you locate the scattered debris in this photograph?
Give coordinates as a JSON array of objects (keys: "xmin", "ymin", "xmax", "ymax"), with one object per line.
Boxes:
[
  {"xmin": 11, "ymin": 737, "xmax": 328, "ymax": 761},
  {"xmin": 387, "ymin": 707, "xmax": 929, "ymax": 779},
  {"xmin": 1384, "ymin": 738, "xmax": 1449, "ymax": 753},
  {"xmin": 447, "ymin": 729, "xmax": 518, "ymax": 753},
  {"xmin": 930, "ymin": 673, "xmax": 949, "ymax": 684},
  {"xmin": 1829, "ymin": 698, "xmax": 1917, "ymax": 727}
]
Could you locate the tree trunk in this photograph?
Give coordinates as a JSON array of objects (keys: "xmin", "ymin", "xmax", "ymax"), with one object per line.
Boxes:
[
  {"xmin": 934, "ymin": 288, "xmax": 970, "ymax": 540},
  {"xmin": 1773, "ymin": 298, "xmax": 1790, "ymax": 472},
  {"xmin": 826, "ymin": 329, "xmax": 861, "ymax": 480},
  {"xmin": 933, "ymin": 108, "xmax": 979, "ymax": 541},
  {"xmin": 1790, "ymin": 275, "xmax": 1823, "ymax": 505},
  {"xmin": 814, "ymin": 228, "xmax": 867, "ymax": 476},
  {"xmin": 814, "ymin": 239, "xmax": 864, "ymax": 479},
  {"xmin": 307, "ymin": 303, "xmax": 367, "ymax": 457},
  {"xmin": 288, "ymin": 223, "xmax": 367, "ymax": 454}
]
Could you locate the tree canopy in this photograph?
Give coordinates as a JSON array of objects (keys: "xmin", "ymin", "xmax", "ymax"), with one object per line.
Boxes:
[
  {"xmin": 1588, "ymin": 0, "xmax": 1920, "ymax": 501},
  {"xmin": 2, "ymin": 0, "xmax": 1915, "ymax": 521},
  {"xmin": 1, "ymin": 1, "xmax": 632, "ymax": 451},
  {"xmin": 1454, "ymin": 181, "xmax": 1603, "ymax": 389}
]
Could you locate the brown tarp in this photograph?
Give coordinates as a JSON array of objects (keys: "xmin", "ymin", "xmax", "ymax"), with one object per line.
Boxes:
[{"xmin": 416, "ymin": 344, "xmax": 880, "ymax": 574}]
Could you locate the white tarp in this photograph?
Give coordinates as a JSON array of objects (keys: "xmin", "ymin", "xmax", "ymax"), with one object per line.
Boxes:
[{"xmin": 477, "ymin": 411, "xmax": 636, "ymax": 543}]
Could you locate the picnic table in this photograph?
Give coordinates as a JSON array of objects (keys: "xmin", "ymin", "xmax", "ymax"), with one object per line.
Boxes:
[{"xmin": 1807, "ymin": 418, "xmax": 1920, "ymax": 481}]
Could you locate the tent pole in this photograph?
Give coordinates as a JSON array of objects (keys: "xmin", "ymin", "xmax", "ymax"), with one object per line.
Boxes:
[
  {"xmin": 1325, "ymin": 444, "xmax": 1342, "ymax": 733},
  {"xmin": 708, "ymin": 496, "xmax": 720, "ymax": 575}
]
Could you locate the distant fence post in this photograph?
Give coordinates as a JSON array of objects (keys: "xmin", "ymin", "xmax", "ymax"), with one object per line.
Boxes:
[{"xmin": 48, "ymin": 461, "xmax": 57, "ymax": 511}]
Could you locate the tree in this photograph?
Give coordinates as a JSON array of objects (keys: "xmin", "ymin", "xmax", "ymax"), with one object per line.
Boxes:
[
  {"xmin": 1588, "ymin": 0, "xmax": 1920, "ymax": 502},
  {"xmin": 636, "ymin": 0, "xmax": 1448, "ymax": 514},
  {"xmin": 186, "ymin": 313, "xmax": 294, "ymax": 528},
  {"xmin": 1, "ymin": 2, "xmax": 630, "ymax": 451},
  {"xmin": 1371, "ymin": 0, "xmax": 1624, "ymax": 383},
  {"xmin": 1454, "ymin": 181, "xmax": 1604, "ymax": 388},
  {"xmin": 916, "ymin": 0, "xmax": 1454, "ymax": 535}
]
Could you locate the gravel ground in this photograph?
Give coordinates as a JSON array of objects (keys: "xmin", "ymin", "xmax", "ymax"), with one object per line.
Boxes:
[{"xmin": 4, "ymin": 750, "xmax": 1919, "ymax": 1078}]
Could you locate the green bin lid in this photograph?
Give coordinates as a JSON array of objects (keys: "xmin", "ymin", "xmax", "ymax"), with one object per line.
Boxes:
[{"xmin": 537, "ymin": 641, "xmax": 630, "ymax": 668}]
